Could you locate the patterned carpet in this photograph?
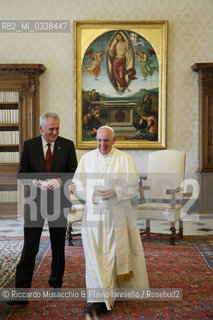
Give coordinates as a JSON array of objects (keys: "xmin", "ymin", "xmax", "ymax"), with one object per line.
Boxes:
[{"xmin": 0, "ymin": 237, "xmax": 213, "ymax": 319}]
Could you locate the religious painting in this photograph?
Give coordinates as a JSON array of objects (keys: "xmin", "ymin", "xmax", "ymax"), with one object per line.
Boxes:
[{"xmin": 74, "ymin": 21, "xmax": 168, "ymax": 149}]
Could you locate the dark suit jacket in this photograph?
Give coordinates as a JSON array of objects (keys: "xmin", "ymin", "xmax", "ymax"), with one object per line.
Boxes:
[
  {"xmin": 18, "ymin": 135, "xmax": 77, "ymax": 175},
  {"xmin": 18, "ymin": 135, "xmax": 77, "ymax": 226}
]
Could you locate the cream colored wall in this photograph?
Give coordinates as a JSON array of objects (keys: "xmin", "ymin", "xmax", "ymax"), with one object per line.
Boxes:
[{"xmin": 0, "ymin": 0, "xmax": 213, "ymax": 174}]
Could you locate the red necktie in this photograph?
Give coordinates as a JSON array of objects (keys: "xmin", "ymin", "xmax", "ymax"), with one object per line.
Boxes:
[{"xmin": 45, "ymin": 143, "xmax": 52, "ymax": 172}]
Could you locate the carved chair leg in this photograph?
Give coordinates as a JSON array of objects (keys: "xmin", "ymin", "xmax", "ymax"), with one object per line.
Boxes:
[
  {"xmin": 67, "ymin": 226, "xmax": 74, "ymax": 246},
  {"xmin": 146, "ymin": 219, "xmax": 151, "ymax": 236},
  {"xmin": 179, "ymin": 220, "xmax": 183, "ymax": 239},
  {"xmin": 170, "ymin": 222, "xmax": 176, "ymax": 245}
]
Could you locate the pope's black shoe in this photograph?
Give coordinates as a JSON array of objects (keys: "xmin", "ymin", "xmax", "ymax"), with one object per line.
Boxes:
[
  {"xmin": 84, "ymin": 302, "xmax": 109, "ymax": 315},
  {"xmin": 7, "ymin": 300, "xmax": 29, "ymax": 306}
]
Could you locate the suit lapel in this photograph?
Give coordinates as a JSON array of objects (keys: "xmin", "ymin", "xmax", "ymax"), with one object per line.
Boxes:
[{"xmin": 37, "ymin": 136, "xmax": 46, "ymax": 172}]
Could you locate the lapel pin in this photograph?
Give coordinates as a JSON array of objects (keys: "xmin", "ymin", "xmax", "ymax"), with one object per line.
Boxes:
[{"xmin": 58, "ymin": 146, "xmax": 61, "ymax": 150}]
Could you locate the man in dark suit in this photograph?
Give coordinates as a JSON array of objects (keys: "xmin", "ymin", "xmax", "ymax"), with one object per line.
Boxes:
[{"xmin": 8, "ymin": 112, "xmax": 77, "ymax": 305}]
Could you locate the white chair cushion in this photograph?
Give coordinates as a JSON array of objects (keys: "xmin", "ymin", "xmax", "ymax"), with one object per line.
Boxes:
[{"xmin": 136, "ymin": 203, "xmax": 183, "ymax": 221}]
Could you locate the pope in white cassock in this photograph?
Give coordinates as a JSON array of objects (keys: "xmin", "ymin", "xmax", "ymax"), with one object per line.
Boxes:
[{"xmin": 73, "ymin": 126, "xmax": 149, "ymax": 316}]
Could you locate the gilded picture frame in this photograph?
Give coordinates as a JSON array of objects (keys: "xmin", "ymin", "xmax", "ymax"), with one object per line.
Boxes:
[{"xmin": 74, "ymin": 20, "xmax": 168, "ymax": 149}]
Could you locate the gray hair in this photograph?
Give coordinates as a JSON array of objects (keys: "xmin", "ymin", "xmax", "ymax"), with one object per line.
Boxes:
[
  {"xmin": 97, "ymin": 125, "xmax": 115, "ymax": 137},
  {"xmin": 40, "ymin": 112, "xmax": 60, "ymax": 129}
]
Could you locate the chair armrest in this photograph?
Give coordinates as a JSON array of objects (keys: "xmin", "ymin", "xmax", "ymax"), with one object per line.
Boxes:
[
  {"xmin": 70, "ymin": 183, "xmax": 80, "ymax": 199},
  {"xmin": 139, "ymin": 176, "xmax": 148, "ymax": 187},
  {"xmin": 139, "ymin": 176, "xmax": 150, "ymax": 202},
  {"xmin": 166, "ymin": 187, "xmax": 181, "ymax": 209},
  {"xmin": 183, "ymin": 192, "xmax": 193, "ymax": 198},
  {"xmin": 69, "ymin": 184, "xmax": 84, "ymax": 222}
]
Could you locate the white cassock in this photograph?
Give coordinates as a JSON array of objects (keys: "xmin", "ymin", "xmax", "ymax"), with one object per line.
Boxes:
[{"xmin": 73, "ymin": 147, "xmax": 149, "ymax": 310}]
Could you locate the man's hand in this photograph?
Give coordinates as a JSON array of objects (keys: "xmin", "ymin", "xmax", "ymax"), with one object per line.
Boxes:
[
  {"xmin": 33, "ymin": 179, "xmax": 45, "ymax": 189},
  {"xmin": 93, "ymin": 188, "xmax": 116, "ymax": 201},
  {"xmin": 46, "ymin": 178, "xmax": 62, "ymax": 190},
  {"xmin": 33, "ymin": 178, "xmax": 62, "ymax": 190}
]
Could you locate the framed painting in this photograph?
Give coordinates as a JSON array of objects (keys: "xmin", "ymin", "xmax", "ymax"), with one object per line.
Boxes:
[{"xmin": 74, "ymin": 20, "xmax": 168, "ymax": 149}]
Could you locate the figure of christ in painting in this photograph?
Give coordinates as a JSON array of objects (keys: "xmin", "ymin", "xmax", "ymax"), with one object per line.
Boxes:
[{"xmin": 108, "ymin": 33, "xmax": 136, "ymax": 93}]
